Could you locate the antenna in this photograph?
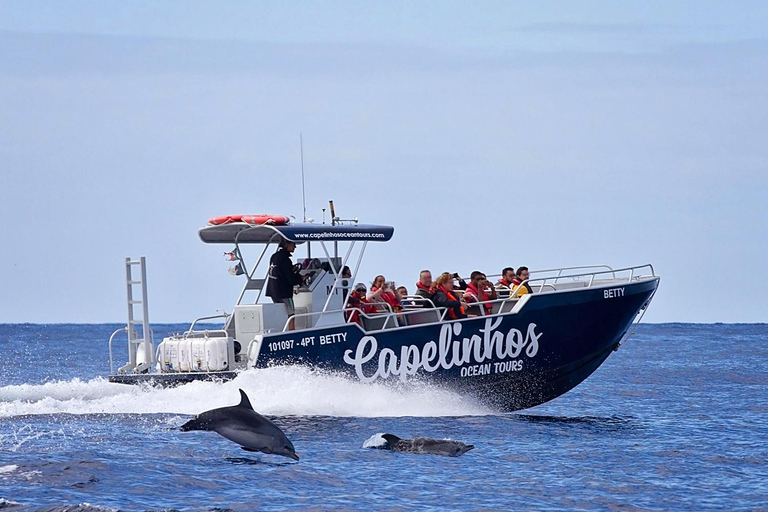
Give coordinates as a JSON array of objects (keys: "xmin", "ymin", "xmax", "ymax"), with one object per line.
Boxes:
[
  {"xmin": 300, "ymin": 134, "xmax": 307, "ymax": 223},
  {"xmin": 329, "ymin": 200, "xmax": 337, "ymax": 226}
]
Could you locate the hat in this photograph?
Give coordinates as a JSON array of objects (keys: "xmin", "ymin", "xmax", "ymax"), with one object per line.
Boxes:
[{"xmin": 354, "ymin": 283, "xmax": 367, "ymax": 292}]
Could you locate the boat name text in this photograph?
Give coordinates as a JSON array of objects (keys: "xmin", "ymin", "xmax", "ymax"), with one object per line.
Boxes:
[
  {"xmin": 604, "ymin": 287, "xmax": 625, "ymax": 299},
  {"xmin": 343, "ymin": 317, "xmax": 542, "ymax": 383}
]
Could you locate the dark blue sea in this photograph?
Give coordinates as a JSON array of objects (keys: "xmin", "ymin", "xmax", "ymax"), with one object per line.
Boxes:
[{"xmin": 1, "ymin": 323, "xmax": 767, "ymax": 511}]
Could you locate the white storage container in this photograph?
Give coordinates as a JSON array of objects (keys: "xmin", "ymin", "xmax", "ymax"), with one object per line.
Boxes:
[
  {"xmin": 157, "ymin": 337, "xmax": 181, "ymax": 372},
  {"xmin": 178, "ymin": 338, "xmax": 194, "ymax": 372},
  {"xmin": 156, "ymin": 335, "xmax": 234, "ymax": 373},
  {"xmin": 202, "ymin": 336, "xmax": 231, "ymax": 371}
]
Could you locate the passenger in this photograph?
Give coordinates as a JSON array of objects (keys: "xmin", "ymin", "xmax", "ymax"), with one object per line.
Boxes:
[
  {"xmin": 497, "ymin": 267, "xmax": 515, "ymax": 289},
  {"xmin": 367, "ymin": 275, "xmax": 402, "ymax": 312},
  {"xmin": 512, "ymin": 266, "xmax": 533, "ymax": 297},
  {"xmin": 346, "ymin": 283, "xmax": 376, "ymax": 325},
  {"xmin": 463, "ymin": 271, "xmax": 498, "ymax": 316},
  {"xmin": 341, "ymin": 265, "xmax": 352, "ymax": 300},
  {"xmin": 396, "ymin": 286, "xmax": 415, "ymax": 307},
  {"xmin": 430, "ymin": 272, "xmax": 467, "ymax": 320},
  {"xmin": 265, "ymin": 239, "xmax": 307, "ymax": 331},
  {"xmin": 414, "ymin": 270, "xmax": 434, "ymax": 307},
  {"xmin": 452, "ymin": 272, "xmax": 468, "ymax": 291}
]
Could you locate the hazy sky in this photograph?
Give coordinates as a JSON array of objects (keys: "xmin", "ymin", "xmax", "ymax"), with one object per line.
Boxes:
[{"xmin": 1, "ymin": 1, "xmax": 766, "ymax": 323}]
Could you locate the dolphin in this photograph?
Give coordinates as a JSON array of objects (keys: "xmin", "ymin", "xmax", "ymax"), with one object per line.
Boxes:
[
  {"xmin": 180, "ymin": 389, "xmax": 299, "ymax": 461},
  {"xmin": 363, "ymin": 433, "xmax": 474, "ymax": 457}
]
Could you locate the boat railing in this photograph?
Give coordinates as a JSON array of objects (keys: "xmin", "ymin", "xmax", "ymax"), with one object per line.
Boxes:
[
  {"xmin": 485, "ymin": 264, "xmax": 617, "ymax": 284},
  {"xmin": 108, "ymin": 325, "xmax": 155, "ymax": 374},
  {"xmin": 272, "ymin": 264, "xmax": 656, "ymax": 335},
  {"xmin": 516, "ymin": 263, "xmax": 656, "ymax": 295},
  {"xmin": 181, "ymin": 313, "xmax": 231, "ymax": 338},
  {"xmin": 108, "ymin": 327, "xmax": 128, "ymax": 374},
  {"xmin": 462, "ymin": 263, "xmax": 655, "ymax": 314},
  {"xmin": 281, "ymin": 302, "xmax": 450, "ymax": 333}
]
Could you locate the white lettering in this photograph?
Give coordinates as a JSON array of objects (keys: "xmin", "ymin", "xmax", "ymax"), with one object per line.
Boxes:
[
  {"xmin": 319, "ymin": 332, "xmax": 347, "ymax": 345},
  {"xmin": 342, "ymin": 319, "xmax": 543, "ymax": 383},
  {"xmin": 604, "ymin": 287, "xmax": 625, "ymax": 299}
]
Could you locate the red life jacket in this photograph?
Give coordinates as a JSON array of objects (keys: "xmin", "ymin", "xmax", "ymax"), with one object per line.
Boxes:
[
  {"xmin": 497, "ymin": 278, "xmax": 512, "ymax": 288},
  {"xmin": 371, "ymin": 286, "xmax": 402, "ymax": 312},
  {"xmin": 465, "ymin": 282, "xmax": 492, "ymax": 315},
  {"xmin": 346, "ymin": 291, "xmax": 376, "ymax": 325},
  {"xmin": 438, "ymin": 285, "xmax": 465, "ymax": 320},
  {"xmin": 416, "ymin": 281, "xmax": 431, "ymax": 293}
]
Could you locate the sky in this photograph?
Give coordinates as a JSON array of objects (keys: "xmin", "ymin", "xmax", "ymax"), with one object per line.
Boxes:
[{"xmin": 0, "ymin": 1, "xmax": 766, "ymax": 323}]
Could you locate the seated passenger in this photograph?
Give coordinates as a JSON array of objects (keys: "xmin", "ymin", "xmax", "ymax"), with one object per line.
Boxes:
[
  {"xmin": 452, "ymin": 272, "xmax": 468, "ymax": 291},
  {"xmin": 414, "ymin": 270, "xmax": 434, "ymax": 307},
  {"xmin": 430, "ymin": 272, "xmax": 467, "ymax": 320},
  {"xmin": 346, "ymin": 283, "xmax": 376, "ymax": 325},
  {"xmin": 463, "ymin": 271, "xmax": 498, "ymax": 316},
  {"xmin": 397, "ymin": 286, "xmax": 415, "ymax": 307},
  {"xmin": 512, "ymin": 266, "xmax": 533, "ymax": 297},
  {"xmin": 367, "ymin": 275, "xmax": 402, "ymax": 312},
  {"xmin": 497, "ymin": 267, "xmax": 515, "ymax": 289}
]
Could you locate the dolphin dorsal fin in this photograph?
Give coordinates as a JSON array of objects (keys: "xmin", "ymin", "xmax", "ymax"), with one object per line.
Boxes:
[
  {"xmin": 382, "ymin": 433, "xmax": 401, "ymax": 444},
  {"xmin": 237, "ymin": 389, "xmax": 254, "ymax": 410}
]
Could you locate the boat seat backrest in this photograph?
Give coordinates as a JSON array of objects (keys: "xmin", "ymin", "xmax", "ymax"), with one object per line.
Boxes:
[
  {"xmin": 490, "ymin": 300, "xmax": 517, "ymax": 315},
  {"xmin": 402, "ymin": 309, "xmax": 442, "ymax": 326},
  {"xmin": 360, "ymin": 314, "xmax": 399, "ymax": 332}
]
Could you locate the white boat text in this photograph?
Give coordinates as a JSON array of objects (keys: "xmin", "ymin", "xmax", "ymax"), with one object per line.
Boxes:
[{"xmin": 343, "ymin": 317, "xmax": 542, "ymax": 383}]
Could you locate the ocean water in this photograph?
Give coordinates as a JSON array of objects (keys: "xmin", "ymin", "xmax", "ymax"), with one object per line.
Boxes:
[{"xmin": 1, "ymin": 323, "xmax": 766, "ymax": 511}]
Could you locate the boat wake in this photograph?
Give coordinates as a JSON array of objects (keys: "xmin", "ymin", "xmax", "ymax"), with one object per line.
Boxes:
[{"xmin": 0, "ymin": 366, "xmax": 492, "ymax": 418}]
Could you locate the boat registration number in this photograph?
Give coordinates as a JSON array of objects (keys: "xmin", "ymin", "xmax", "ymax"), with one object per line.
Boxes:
[{"xmin": 268, "ymin": 339, "xmax": 295, "ymax": 352}]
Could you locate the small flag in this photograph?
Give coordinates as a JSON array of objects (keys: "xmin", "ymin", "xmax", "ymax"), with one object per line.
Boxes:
[{"xmin": 224, "ymin": 247, "xmax": 242, "ymax": 261}]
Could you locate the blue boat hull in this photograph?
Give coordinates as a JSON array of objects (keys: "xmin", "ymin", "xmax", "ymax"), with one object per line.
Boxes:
[{"xmin": 255, "ymin": 278, "xmax": 659, "ymax": 411}]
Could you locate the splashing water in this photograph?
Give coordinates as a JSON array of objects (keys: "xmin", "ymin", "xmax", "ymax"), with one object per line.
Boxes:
[{"xmin": 0, "ymin": 365, "xmax": 492, "ymax": 418}]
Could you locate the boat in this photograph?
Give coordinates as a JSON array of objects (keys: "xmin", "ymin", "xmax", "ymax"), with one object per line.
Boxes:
[{"xmin": 107, "ymin": 213, "xmax": 660, "ymax": 412}]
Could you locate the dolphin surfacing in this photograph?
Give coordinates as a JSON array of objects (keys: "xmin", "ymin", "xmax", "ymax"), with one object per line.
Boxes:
[
  {"xmin": 363, "ymin": 433, "xmax": 474, "ymax": 457},
  {"xmin": 180, "ymin": 389, "xmax": 299, "ymax": 461}
]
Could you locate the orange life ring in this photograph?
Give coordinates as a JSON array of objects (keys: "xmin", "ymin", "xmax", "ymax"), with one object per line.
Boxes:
[
  {"xmin": 208, "ymin": 214, "xmax": 290, "ymax": 226},
  {"xmin": 208, "ymin": 215, "xmax": 244, "ymax": 225},
  {"xmin": 241, "ymin": 214, "xmax": 290, "ymax": 226}
]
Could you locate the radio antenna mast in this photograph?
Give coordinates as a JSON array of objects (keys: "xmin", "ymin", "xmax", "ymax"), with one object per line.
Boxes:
[{"xmin": 300, "ymin": 134, "xmax": 307, "ymax": 222}]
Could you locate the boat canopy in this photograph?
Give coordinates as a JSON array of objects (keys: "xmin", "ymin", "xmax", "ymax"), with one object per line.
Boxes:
[{"xmin": 198, "ymin": 222, "xmax": 395, "ymax": 244}]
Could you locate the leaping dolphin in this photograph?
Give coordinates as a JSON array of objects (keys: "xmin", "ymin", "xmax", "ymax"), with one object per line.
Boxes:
[
  {"xmin": 363, "ymin": 433, "xmax": 474, "ymax": 457},
  {"xmin": 180, "ymin": 389, "xmax": 299, "ymax": 461}
]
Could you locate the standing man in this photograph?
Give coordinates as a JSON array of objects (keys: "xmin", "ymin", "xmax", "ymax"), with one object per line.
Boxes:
[{"xmin": 266, "ymin": 239, "xmax": 306, "ymax": 330}]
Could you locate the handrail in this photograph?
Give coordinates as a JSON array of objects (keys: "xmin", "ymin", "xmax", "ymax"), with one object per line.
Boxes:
[
  {"xmin": 108, "ymin": 327, "xmax": 128, "ymax": 374},
  {"xmin": 518, "ymin": 263, "xmax": 656, "ymax": 295},
  {"xmin": 486, "ymin": 264, "xmax": 614, "ymax": 281},
  {"xmin": 400, "ymin": 295, "xmax": 437, "ymax": 308},
  {"xmin": 184, "ymin": 313, "xmax": 230, "ymax": 338},
  {"xmin": 471, "ymin": 264, "xmax": 655, "ymax": 313}
]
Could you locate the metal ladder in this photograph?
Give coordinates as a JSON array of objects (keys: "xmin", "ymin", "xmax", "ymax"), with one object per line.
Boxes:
[{"xmin": 119, "ymin": 257, "xmax": 154, "ymax": 374}]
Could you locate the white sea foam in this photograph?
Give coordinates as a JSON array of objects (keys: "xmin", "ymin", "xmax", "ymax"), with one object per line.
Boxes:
[
  {"xmin": 0, "ymin": 366, "xmax": 491, "ymax": 418},
  {"xmin": 362, "ymin": 433, "xmax": 389, "ymax": 448}
]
